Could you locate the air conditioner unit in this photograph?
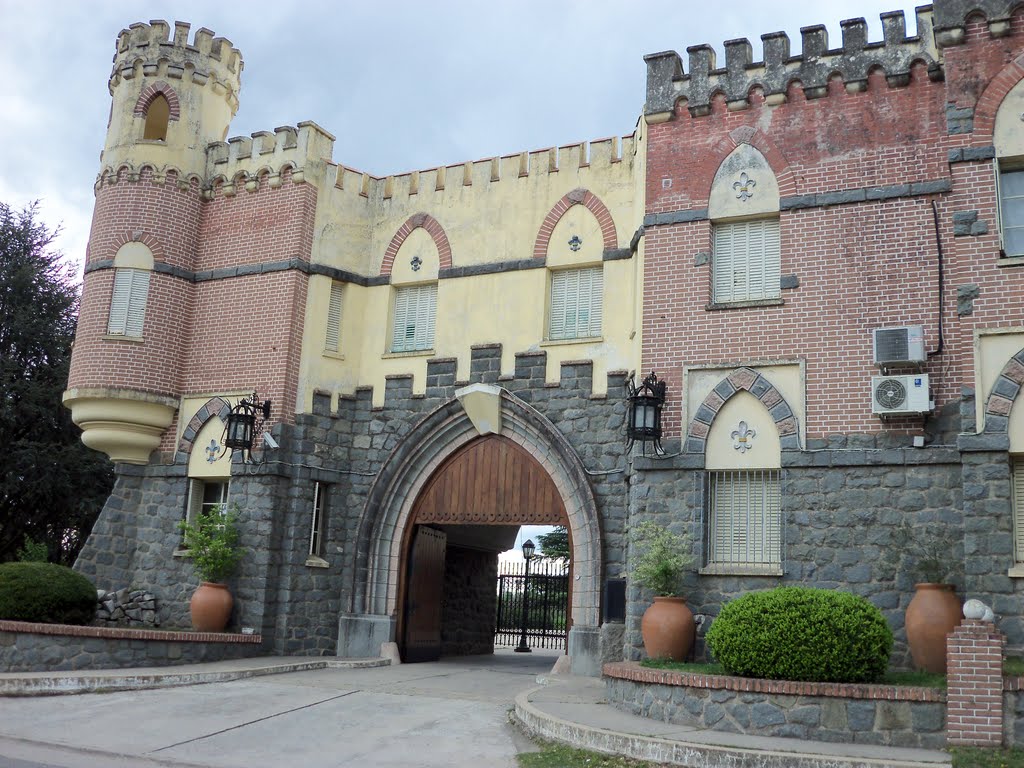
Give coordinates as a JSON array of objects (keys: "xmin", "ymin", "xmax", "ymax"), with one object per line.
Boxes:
[
  {"xmin": 872, "ymin": 374, "xmax": 931, "ymax": 415},
  {"xmin": 873, "ymin": 326, "xmax": 926, "ymax": 366}
]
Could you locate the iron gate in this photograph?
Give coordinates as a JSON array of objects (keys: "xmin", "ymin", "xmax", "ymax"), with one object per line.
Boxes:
[{"xmin": 495, "ymin": 559, "xmax": 569, "ymax": 649}]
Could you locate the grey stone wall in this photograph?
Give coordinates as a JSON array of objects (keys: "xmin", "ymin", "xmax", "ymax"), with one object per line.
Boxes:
[
  {"xmin": 625, "ymin": 441, "xmax": 964, "ymax": 666},
  {"xmin": 74, "ymin": 346, "xmax": 630, "ymax": 660},
  {"xmin": 605, "ymin": 675, "xmax": 946, "ymax": 749},
  {"xmin": 441, "ymin": 546, "xmax": 498, "ymax": 656},
  {"xmin": 0, "ymin": 630, "xmax": 261, "ymax": 672}
]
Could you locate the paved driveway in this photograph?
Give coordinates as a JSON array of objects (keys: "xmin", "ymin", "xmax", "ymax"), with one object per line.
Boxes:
[{"xmin": 0, "ymin": 651, "xmax": 560, "ymax": 768}]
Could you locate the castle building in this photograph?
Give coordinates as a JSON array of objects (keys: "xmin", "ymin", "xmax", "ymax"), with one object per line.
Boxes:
[{"xmin": 67, "ymin": 2, "xmax": 1024, "ymax": 674}]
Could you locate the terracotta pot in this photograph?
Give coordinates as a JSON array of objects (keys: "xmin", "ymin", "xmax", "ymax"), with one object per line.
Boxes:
[
  {"xmin": 905, "ymin": 583, "xmax": 961, "ymax": 674},
  {"xmin": 641, "ymin": 596, "xmax": 695, "ymax": 661},
  {"xmin": 190, "ymin": 582, "xmax": 233, "ymax": 632}
]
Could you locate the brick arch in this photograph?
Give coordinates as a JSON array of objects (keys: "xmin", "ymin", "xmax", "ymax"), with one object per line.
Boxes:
[
  {"xmin": 380, "ymin": 213, "xmax": 452, "ymax": 276},
  {"xmin": 973, "ymin": 51, "xmax": 1024, "ymax": 143},
  {"xmin": 176, "ymin": 397, "xmax": 232, "ymax": 456},
  {"xmin": 983, "ymin": 347, "xmax": 1024, "ymax": 432},
  {"xmin": 685, "ymin": 367, "xmax": 801, "ymax": 453},
  {"xmin": 532, "ymin": 188, "xmax": 618, "ymax": 259},
  {"xmin": 108, "ymin": 230, "xmax": 166, "ymax": 263},
  {"xmin": 709, "ymin": 127, "xmax": 797, "ymax": 198},
  {"xmin": 133, "ymin": 81, "xmax": 181, "ymax": 121},
  {"xmin": 352, "ymin": 387, "xmax": 602, "ymax": 629}
]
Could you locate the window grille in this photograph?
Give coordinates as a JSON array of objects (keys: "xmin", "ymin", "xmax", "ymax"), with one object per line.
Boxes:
[{"xmin": 704, "ymin": 469, "xmax": 782, "ymax": 572}]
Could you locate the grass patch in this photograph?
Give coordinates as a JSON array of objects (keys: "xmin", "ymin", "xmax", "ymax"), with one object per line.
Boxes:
[
  {"xmin": 518, "ymin": 742, "xmax": 666, "ymax": 767},
  {"xmin": 950, "ymin": 746, "xmax": 1024, "ymax": 767},
  {"xmin": 636, "ymin": 660, "xmax": 945, "ymax": 687},
  {"xmin": 1005, "ymin": 657, "xmax": 1024, "ymax": 677}
]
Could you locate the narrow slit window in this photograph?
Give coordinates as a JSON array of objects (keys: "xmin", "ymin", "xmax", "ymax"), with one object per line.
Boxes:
[{"xmin": 309, "ymin": 482, "xmax": 328, "ymax": 558}]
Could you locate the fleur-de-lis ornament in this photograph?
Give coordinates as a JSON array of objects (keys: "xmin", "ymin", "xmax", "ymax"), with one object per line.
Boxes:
[
  {"xmin": 733, "ymin": 172, "xmax": 756, "ymax": 201},
  {"xmin": 731, "ymin": 421, "xmax": 756, "ymax": 453}
]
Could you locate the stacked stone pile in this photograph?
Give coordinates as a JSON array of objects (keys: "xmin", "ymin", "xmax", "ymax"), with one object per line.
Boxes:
[{"xmin": 94, "ymin": 588, "xmax": 158, "ymax": 627}]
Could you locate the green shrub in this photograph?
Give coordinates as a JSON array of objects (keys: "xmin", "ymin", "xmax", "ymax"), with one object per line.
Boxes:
[
  {"xmin": 0, "ymin": 562, "xmax": 98, "ymax": 625},
  {"xmin": 705, "ymin": 586, "xmax": 893, "ymax": 683},
  {"xmin": 16, "ymin": 536, "xmax": 49, "ymax": 563}
]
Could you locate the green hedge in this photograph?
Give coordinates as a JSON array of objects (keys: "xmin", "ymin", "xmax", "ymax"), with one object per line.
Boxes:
[
  {"xmin": 705, "ymin": 586, "xmax": 893, "ymax": 683},
  {"xmin": 0, "ymin": 562, "xmax": 98, "ymax": 625}
]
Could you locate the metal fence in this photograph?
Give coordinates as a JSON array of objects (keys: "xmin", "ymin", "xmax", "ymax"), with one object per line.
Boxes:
[{"xmin": 495, "ymin": 559, "xmax": 569, "ymax": 650}]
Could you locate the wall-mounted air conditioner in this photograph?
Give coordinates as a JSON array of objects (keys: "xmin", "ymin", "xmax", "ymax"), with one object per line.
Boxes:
[
  {"xmin": 871, "ymin": 374, "xmax": 931, "ymax": 415},
  {"xmin": 873, "ymin": 326, "xmax": 926, "ymax": 366}
]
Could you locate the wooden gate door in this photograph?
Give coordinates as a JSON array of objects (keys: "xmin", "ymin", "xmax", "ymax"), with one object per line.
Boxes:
[{"xmin": 401, "ymin": 526, "xmax": 447, "ymax": 662}]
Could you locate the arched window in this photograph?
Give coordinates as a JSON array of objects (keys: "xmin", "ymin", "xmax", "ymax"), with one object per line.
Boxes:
[
  {"xmin": 107, "ymin": 242, "xmax": 153, "ymax": 338},
  {"xmin": 708, "ymin": 144, "xmax": 781, "ymax": 305},
  {"xmin": 143, "ymin": 93, "xmax": 170, "ymax": 141}
]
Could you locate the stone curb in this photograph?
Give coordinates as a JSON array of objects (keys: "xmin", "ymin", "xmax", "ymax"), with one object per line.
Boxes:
[
  {"xmin": 0, "ymin": 657, "xmax": 390, "ymax": 697},
  {"xmin": 511, "ymin": 687, "xmax": 953, "ymax": 768}
]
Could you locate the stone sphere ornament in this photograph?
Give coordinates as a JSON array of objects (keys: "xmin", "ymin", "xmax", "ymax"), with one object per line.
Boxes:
[{"xmin": 963, "ymin": 599, "xmax": 990, "ymax": 620}]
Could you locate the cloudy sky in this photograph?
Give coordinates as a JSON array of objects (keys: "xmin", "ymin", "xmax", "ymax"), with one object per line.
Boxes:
[{"xmin": 0, "ymin": 1, "xmax": 923, "ymax": 272}]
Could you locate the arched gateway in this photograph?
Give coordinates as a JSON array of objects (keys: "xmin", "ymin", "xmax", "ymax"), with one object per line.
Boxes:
[{"xmin": 338, "ymin": 384, "xmax": 603, "ymax": 672}]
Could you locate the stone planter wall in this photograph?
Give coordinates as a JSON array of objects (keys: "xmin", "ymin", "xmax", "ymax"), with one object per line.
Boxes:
[
  {"xmin": 603, "ymin": 662, "xmax": 946, "ymax": 749},
  {"xmin": 0, "ymin": 620, "xmax": 263, "ymax": 672}
]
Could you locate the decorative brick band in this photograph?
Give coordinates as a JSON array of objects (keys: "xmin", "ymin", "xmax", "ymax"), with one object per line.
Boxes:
[
  {"xmin": 533, "ymin": 188, "xmax": 618, "ymax": 259},
  {"xmin": 380, "ymin": 213, "xmax": 453, "ymax": 276},
  {"xmin": 946, "ymin": 619, "xmax": 1006, "ymax": 747},
  {"xmin": 684, "ymin": 366, "xmax": 800, "ymax": 454},
  {"xmin": 0, "ymin": 620, "xmax": 261, "ymax": 645},
  {"xmin": 602, "ymin": 661, "xmax": 944, "ymax": 702},
  {"xmin": 983, "ymin": 347, "xmax": 1024, "ymax": 434},
  {"xmin": 132, "ymin": 81, "xmax": 181, "ymax": 121}
]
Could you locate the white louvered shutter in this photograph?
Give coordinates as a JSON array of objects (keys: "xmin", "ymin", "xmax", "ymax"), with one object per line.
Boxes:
[
  {"xmin": 713, "ymin": 220, "xmax": 780, "ymax": 303},
  {"xmin": 391, "ymin": 284, "xmax": 436, "ymax": 352},
  {"xmin": 108, "ymin": 269, "xmax": 149, "ymax": 336},
  {"xmin": 708, "ymin": 470, "xmax": 781, "ymax": 569},
  {"xmin": 549, "ymin": 267, "xmax": 602, "ymax": 340},
  {"xmin": 1014, "ymin": 459, "xmax": 1024, "ymax": 563},
  {"xmin": 325, "ymin": 281, "xmax": 344, "ymax": 352}
]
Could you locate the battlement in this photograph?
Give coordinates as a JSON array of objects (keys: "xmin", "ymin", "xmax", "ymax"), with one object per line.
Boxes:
[
  {"xmin": 206, "ymin": 121, "xmax": 335, "ymax": 192},
  {"xmin": 330, "ymin": 134, "xmax": 635, "ymax": 202},
  {"xmin": 645, "ymin": 7, "xmax": 939, "ymax": 118},
  {"xmin": 109, "ymin": 20, "xmax": 242, "ymax": 101},
  {"xmin": 932, "ymin": 0, "xmax": 1021, "ymax": 45}
]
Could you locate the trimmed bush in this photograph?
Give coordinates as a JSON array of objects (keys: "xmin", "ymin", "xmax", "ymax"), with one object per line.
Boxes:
[
  {"xmin": 705, "ymin": 586, "xmax": 893, "ymax": 683},
  {"xmin": 0, "ymin": 562, "xmax": 98, "ymax": 625}
]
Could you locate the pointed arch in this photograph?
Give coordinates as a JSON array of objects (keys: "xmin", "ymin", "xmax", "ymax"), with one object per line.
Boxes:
[
  {"xmin": 974, "ymin": 52, "xmax": 1024, "ymax": 143},
  {"xmin": 708, "ymin": 128, "xmax": 797, "ymax": 198},
  {"xmin": 983, "ymin": 347, "xmax": 1024, "ymax": 431},
  {"xmin": 685, "ymin": 367, "xmax": 801, "ymax": 453},
  {"xmin": 533, "ymin": 188, "xmax": 618, "ymax": 259},
  {"xmin": 380, "ymin": 213, "xmax": 453, "ymax": 276},
  {"xmin": 351, "ymin": 388, "xmax": 602, "ymax": 628},
  {"xmin": 133, "ymin": 81, "xmax": 181, "ymax": 121},
  {"xmin": 177, "ymin": 396, "xmax": 232, "ymax": 456}
]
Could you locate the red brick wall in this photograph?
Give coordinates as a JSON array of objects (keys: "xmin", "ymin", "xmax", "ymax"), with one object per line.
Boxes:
[
  {"xmin": 643, "ymin": 32, "xmax": 1024, "ymax": 439},
  {"xmin": 946, "ymin": 619, "xmax": 1005, "ymax": 747}
]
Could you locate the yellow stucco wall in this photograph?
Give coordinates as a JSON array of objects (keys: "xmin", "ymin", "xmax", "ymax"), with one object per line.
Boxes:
[{"xmin": 297, "ymin": 133, "xmax": 644, "ymax": 410}]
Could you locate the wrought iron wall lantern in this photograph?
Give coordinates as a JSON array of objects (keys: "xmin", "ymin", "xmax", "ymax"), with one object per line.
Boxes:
[
  {"xmin": 223, "ymin": 391, "xmax": 272, "ymax": 463},
  {"xmin": 625, "ymin": 371, "xmax": 667, "ymax": 456}
]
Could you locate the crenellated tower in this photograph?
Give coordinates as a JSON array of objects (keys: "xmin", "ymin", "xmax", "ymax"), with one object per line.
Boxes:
[{"xmin": 64, "ymin": 21, "xmax": 243, "ymax": 464}]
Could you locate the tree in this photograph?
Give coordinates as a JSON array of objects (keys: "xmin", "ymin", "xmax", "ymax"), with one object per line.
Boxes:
[
  {"xmin": 0, "ymin": 202, "xmax": 113, "ymax": 564},
  {"xmin": 537, "ymin": 525, "xmax": 570, "ymax": 560}
]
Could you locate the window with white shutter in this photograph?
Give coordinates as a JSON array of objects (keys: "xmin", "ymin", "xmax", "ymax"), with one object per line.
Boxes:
[
  {"xmin": 548, "ymin": 267, "xmax": 603, "ymax": 340},
  {"xmin": 998, "ymin": 166, "xmax": 1024, "ymax": 257},
  {"xmin": 390, "ymin": 283, "xmax": 437, "ymax": 353},
  {"xmin": 184, "ymin": 479, "xmax": 230, "ymax": 528},
  {"xmin": 325, "ymin": 281, "xmax": 344, "ymax": 353},
  {"xmin": 1013, "ymin": 458, "xmax": 1024, "ymax": 564},
  {"xmin": 704, "ymin": 469, "xmax": 782, "ymax": 573},
  {"xmin": 107, "ymin": 268, "xmax": 150, "ymax": 337},
  {"xmin": 712, "ymin": 219, "xmax": 781, "ymax": 304}
]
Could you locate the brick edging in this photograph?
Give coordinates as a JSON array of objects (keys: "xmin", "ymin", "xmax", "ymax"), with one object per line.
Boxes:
[
  {"xmin": 602, "ymin": 661, "xmax": 945, "ymax": 702},
  {"xmin": 0, "ymin": 620, "xmax": 261, "ymax": 645}
]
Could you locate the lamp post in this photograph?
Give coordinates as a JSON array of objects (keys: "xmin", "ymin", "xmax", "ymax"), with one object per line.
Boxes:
[{"xmin": 514, "ymin": 539, "xmax": 536, "ymax": 653}]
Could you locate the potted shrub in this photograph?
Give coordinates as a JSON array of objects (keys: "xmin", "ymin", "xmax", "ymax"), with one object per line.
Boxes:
[
  {"xmin": 178, "ymin": 503, "xmax": 244, "ymax": 632},
  {"xmin": 887, "ymin": 522, "xmax": 961, "ymax": 674},
  {"xmin": 630, "ymin": 521, "xmax": 696, "ymax": 661}
]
